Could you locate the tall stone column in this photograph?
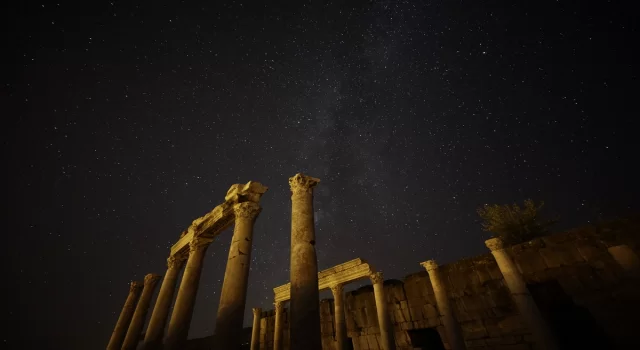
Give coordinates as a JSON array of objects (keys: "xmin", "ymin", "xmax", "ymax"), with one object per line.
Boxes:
[
  {"xmin": 250, "ymin": 308, "xmax": 262, "ymax": 350},
  {"xmin": 608, "ymin": 244, "xmax": 640, "ymax": 275},
  {"xmin": 370, "ymin": 272, "xmax": 396, "ymax": 350},
  {"xmin": 421, "ymin": 260, "xmax": 466, "ymax": 350},
  {"xmin": 273, "ymin": 301, "xmax": 285, "ymax": 350},
  {"xmin": 163, "ymin": 237, "xmax": 213, "ymax": 350},
  {"xmin": 330, "ymin": 284, "xmax": 348, "ymax": 350},
  {"xmin": 485, "ymin": 238, "xmax": 558, "ymax": 350},
  {"xmin": 214, "ymin": 202, "xmax": 262, "ymax": 349},
  {"xmin": 142, "ymin": 254, "xmax": 187, "ymax": 350},
  {"xmin": 122, "ymin": 274, "xmax": 162, "ymax": 350},
  {"xmin": 288, "ymin": 173, "xmax": 322, "ymax": 350},
  {"xmin": 107, "ymin": 281, "xmax": 143, "ymax": 350}
]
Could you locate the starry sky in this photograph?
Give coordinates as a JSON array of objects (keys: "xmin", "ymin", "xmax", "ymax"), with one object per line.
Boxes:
[{"xmin": 4, "ymin": 1, "xmax": 638, "ymax": 349}]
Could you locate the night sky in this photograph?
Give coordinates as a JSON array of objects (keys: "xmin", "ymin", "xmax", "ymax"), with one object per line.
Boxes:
[{"xmin": 4, "ymin": 1, "xmax": 638, "ymax": 349}]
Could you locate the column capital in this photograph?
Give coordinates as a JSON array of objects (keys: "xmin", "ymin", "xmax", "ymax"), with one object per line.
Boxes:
[
  {"xmin": 289, "ymin": 173, "xmax": 320, "ymax": 195},
  {"xmin": 189, "ymin": 236, "xmax": 213, "ymax": 254},
  {"xmin": 233, "ymin": 202, "xmax": 262, "ymax": 220},
  {"xmin": 167, "ymin": 253, "xmax": 188, "ymax": 269},
  {"xmin": 274, "ymin": 301, "xmax": 284, "ymax": 313},
  {"xmin": 485, "ymin": 237, "xmax": 505, "ymax": 251},
  {"xmin": 252, "ymin": 307, "xmax": 262, "ymax": 317},
  {"xmin": 370, "ymin": 272, "xmax": 384, "ymax": 285},
  {"xmin": 144, "ymin": 273, "xmax": 162, "ymax": 286},
  {"xmin": 130, "ymin": 281, "xmax": 143, "ymax": 293},
  {"xmin": 420, "ymin": 260, "xmax": 438, "ymax": 271},
  {"xmin": 330, "ymin": 284, "xmax": 343, "ymax": 296}
]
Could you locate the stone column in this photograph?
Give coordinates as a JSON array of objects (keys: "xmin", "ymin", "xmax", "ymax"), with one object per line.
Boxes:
[
  {"xmin": 107, "ymin": 281, "xmax": 143, "ymax": 350},
  {"xmin": 163, "ymin": 237, "xmax": 213, "ymax": 350},
  {"xmin": 330, "ymin": 284, "xmax": 348, "ymax": 350},
  {"xmin": 122, "ymin": 274, "xmax": 162, "ymax": 350},
  {"xmin": 214, "ymin": 202, "xmax": 262, "ymax": 349},
  {"xmin": 485, "ymin": 238, "xmax": 558, "ymax": 350},
  {"xmin": 421, "ymin": 260, "xmax": 467, "ymax": 350},
  {"xmin": 608, "ymin": 244, "xmax": 640, "ymax": 275},
  {"xmin": 250, "ymin": 308, "xmax": 262, "ymax": 350},
  {"xmin": 273, "ymin": 301, "xmax": 284, "ymax": 350},
  {"xmin": 142, "ymin": 254, "xmax": 187, "ymax": 350},
  {"xmin": 371, "ymin": 272, "xmax": 396, "ymax": 350},
  {"xmin": 288, "ymin": 173, "xmax": 322, "ymax": 350}
]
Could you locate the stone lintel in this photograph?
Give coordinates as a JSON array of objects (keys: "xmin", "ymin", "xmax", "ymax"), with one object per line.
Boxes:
[
  {"xmin": 274, "ymin": 258, "xmax": 373, "ymax": 302},
  {"xmin": 169, "ymin": 181, "xmax": 268, "ymax": 257}
]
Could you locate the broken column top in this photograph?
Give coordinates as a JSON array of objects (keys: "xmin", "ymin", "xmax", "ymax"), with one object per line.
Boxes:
[
  {"xmin": 485, "ymin": 237, "xmax": 505, "ymax": 251},
  {"xmin": 420, "ymin": 260, "xmax": 438, "ymax": 271},
  {"xmin": 225, "ymin": 181, "xmax": 268, "ymax": 203}
]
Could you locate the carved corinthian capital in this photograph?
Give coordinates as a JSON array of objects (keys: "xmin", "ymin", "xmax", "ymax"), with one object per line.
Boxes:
[
  {"xmin": 144, "ymin": 273, "xmax": 162, "ymax": 286},
  {"xmin": 167, "ymin": 253, "xmax": 188, "ymax": 270},
  {"xmin": 130, "ymin": 281, "xmax": 143, "ymax": 293},
  {"xmin": 289, "ymin": 173, "xmax": 320, "ymax": 195},
  {"xmin": 252, "ymin": 307, "xmax": 262, "ymax": 317},
  {"xmin": 485, "ymin": 237, "xmax": 505, "ymax": 252},
  {"xmin": 421, "ymin": 260, "xmax": 438, "ymax": 271},
  {"xmin": 330, "ymin": 284, "xmax": 343, "ymax": 297},
  {"xmin": 233, "ymin": 202, "xmax": 262, "ymax": 220},
  {"xmin": 370, "ymin": 272, "xmax": 384, "ymax": 285},
  {"xmin": 274, "ymin": 301, "xmax": 284, "ymax": 313},
  {"xmin": 189, "ymin": 237, "xmax": 213, "ymax": 254}
]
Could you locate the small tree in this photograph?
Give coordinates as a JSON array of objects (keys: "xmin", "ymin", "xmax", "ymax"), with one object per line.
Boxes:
[{"xmin": 477, "ymin": 199, "xmax": 557, "ymax": 245}]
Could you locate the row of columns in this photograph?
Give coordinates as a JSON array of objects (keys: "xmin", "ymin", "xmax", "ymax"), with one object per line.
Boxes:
[
  {"xmin": 249, "ymin": 272, "xmax": 396, "ymax": 350},
  {"xmin": 107, "ymin": 201, "xmax": 263, "ymax": 350},
  {"xmin": 248, "ymin": 238, "xmax": 638, "ymax": 350},
  {"xmin": 417, "ymin": 239, "xmax": 639, "ymax": 350}
]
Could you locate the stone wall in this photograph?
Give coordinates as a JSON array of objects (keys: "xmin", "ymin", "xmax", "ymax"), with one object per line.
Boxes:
[{"xmin": 255, "ymin": 218, "xmax": 640, "ymax": 350}]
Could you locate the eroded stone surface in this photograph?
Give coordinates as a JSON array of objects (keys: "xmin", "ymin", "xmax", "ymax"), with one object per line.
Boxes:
[{"xmin": 289, "ymin": 173, "xmax": 322, "ymax": 350}]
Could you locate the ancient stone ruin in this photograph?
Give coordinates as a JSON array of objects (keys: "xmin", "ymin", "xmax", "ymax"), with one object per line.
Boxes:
[
  {"xmin": 106, "ymin": 180, "xmax": 268, "ymax": 350},
  {"xmin": 251, "ymin": 220, "xmax": 640, "ymax": 350},
  {"xmin": 105, "ymin": 174, "xmax": 640, "ymax": 350}
]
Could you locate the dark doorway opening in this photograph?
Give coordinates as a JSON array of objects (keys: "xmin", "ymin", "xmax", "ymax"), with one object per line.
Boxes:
[
  {"xmin": 528, "ymin": 280, "xmax": 612, "ymax": 349},
  {"xmin": 346, "ymin": 337, "xmax": 355, "ymax": 350},
  {"xmin": 407, "ymin": 328, "xmax": 446, "ymax": 350}
]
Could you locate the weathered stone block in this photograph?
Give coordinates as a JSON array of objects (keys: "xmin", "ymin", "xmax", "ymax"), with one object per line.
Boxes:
[
  {"xmin": 358, "ymin": 335, "xmax": 369, "ymax": 350},
  {"xmin": 494, "ymin": 344, "xmax": 531, "ymax": 350},
  {"xmin": 399, "ymin": 321, "xmax": 412, "ymax": 330},
  {"xmin": 461, "ymin": 319, "xmax": 488, "ymax": 339},
  {"xmin": 513, "ymin": 250, "xmax": 548, "ymax": 275},
  {"xmin": 395, "ymin": 330, "xmax": 410, "ymax": 347},
  {"xmin": 366, "ymin": 334, "xmax": 379, "ymax": 349},
  {"xmin": 408, "ymin": 305, "xmax": 423, "ymax": 321},
  {"xmin": 575, "ymin": 243, "xmax": 605, "ymax": 261},
  {"xmin": 422, "ymin": 303, "xmax": 439, "ymax": 319}
]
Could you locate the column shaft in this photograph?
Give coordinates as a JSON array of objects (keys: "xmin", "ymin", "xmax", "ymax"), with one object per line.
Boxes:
[
  {"xmin": 371, "ymin": 273, "xmax": 395, "ymax": 350},
  {"xmin": 250, "ymin": 308, "xmax": 262, "ymax": 350},
  {"xmin": 215, "ymin": 202, "xmax": 262, "ymax": 349},
  {"xmin": 486, "ymin": 238, "xmax": 558, "ymax": 350},
  {"xmin": 142, "ymin": 255, "xmax": 185, "ymax": 350},
  {"xmin": 331, "ymin": 284, "xmax": 348, "ymax": 350},
  {"xmin": 421, "ymin": 260, "xmax": 466, "ymax": 350},
  {"xmin": 163, "ymin": 238, "xmax": 212, "ymax": 350},
  {"xmin": 122, "ymin": 274, "xmax": 162, "ymax": 350},
  {"xmin": 288, "ymin": 173, "xmax": 322, "ymax": 350},
  {"xmin": 106, "ymin": 281, "xmax": 143, "ymax": 350},
  {"xmin": 273, "ymin": 302, "xmax": 284, "ymax": 350}
]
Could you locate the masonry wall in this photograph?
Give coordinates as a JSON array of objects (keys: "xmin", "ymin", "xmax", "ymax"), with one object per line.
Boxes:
[{"xmin": 257, "ymin": 218, "xmax": 640, "ymax": 350}]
